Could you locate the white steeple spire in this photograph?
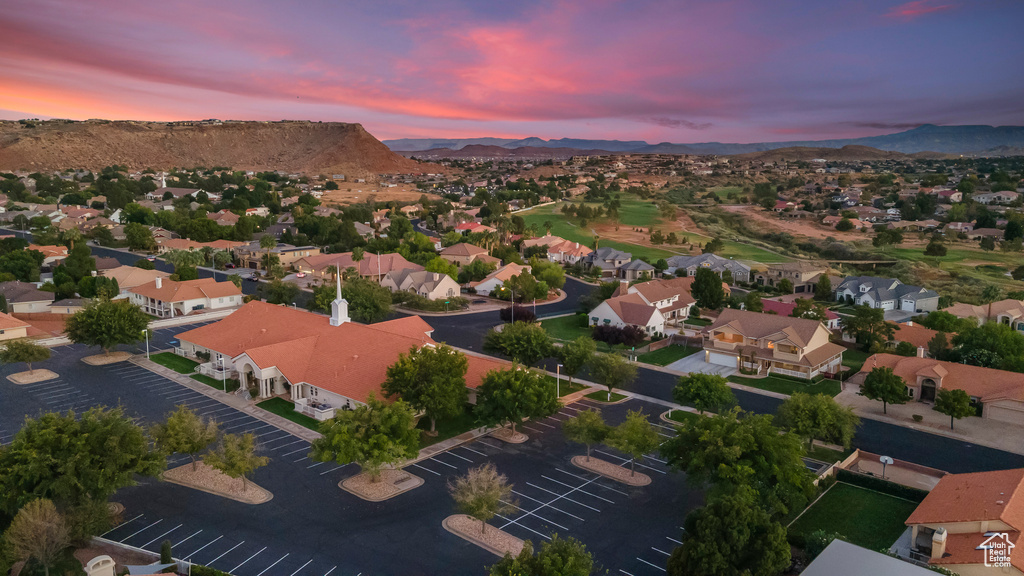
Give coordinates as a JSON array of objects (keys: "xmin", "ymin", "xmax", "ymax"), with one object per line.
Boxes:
[{"xmin": 330, "ymin": 261, "xmax": 350, "ymax": 326}]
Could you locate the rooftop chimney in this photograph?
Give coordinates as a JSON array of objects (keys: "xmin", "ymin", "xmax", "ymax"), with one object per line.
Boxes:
[
  {"xmin": 155, "ymin": 277, "xmax": 162, "ymax": 289},
  {"xmin": 930, "ymin": 528, "xmax": 947, "ymax": 560},
  {"xmin": 917, "ymin": 346, "xmax": 926, "ymax": 358}
]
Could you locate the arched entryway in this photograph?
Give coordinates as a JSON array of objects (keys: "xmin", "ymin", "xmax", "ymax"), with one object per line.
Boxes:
[{"xmin": 920, "ymin": 378, "xmax": 937, "ymax": 402}]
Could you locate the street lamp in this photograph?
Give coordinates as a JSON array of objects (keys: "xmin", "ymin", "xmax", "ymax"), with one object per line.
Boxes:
[
  {"xmin": 500, "ymin": 286, "xmax": 514, "ymax": 322},
  {"xmin": 556, "ymin": 363, "xmax": 563, "ymax": 399},
  {"xmin": 142, "ymin": 329, "xmax": 149, "ymax": 360}
]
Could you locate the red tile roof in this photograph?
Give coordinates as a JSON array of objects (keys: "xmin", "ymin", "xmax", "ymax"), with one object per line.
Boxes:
[
  {"xmin": 130, "ymin": 277, "xmax": 241, "ymax": 303},
  {"xmin": 860, "ymin": 353, "xmax": 1024, "ymax": 402},
  {"xmin": 762, "ymin": 299, "xmax": 839, "ymax": 321}
]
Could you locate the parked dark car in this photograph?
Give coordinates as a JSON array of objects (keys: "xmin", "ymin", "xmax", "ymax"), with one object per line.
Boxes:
[{"xmin": 224, "ymin": 263, "xmax": 236, "ymax": 269}]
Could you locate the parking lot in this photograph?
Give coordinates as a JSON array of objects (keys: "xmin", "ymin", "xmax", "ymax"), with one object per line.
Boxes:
[{"xmin": 0, "ymin": 331, "xmax": 699, "ymax": 575}]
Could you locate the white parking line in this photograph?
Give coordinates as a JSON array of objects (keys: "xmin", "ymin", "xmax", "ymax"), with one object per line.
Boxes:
[
  {"xmin": 282, "ymin": 446, "xmax": 309, "ymax": 457},
  {"xmin": 494, "ymin": 512, "xmax": 552, "ymax": 541},
  {"xmin": 102, "ymin": 513, "xmax": 144, "ymax": 536},
  {"xmin": 230, "ymin": 546, "xmax": 267, "ymax": 573},
  {"xmin": 120, "ymin": 519, "xmax": 162, "ymax": 542},
  {"xmin": 651, "ymin": 547, "xmax": 671, "ymax": 556},
  {"xmin": 293, "ymin": 456, "xmax": 309, "ymax": 462},
  {"xmin": 530, "ymin": 420, "xmax": 556, "ymax": 429},
  {"xmin": 501, "ymin": 499, "xmax": 569, "ymax": 531},
  {"xmin": 525, "ymin": 482, "xmax": 601, "ymax": 512},
  {"xmin": 410, "ymin": 463, "xmax": 441, "ymax": 476},
  {"xmin": 619, "ymin": 570, "xmax": 635, "ymax": 576},
  {"xmin": 427, "ymin": 457, "xmax": 457, "ymax": 469},
  {"xmin": 320, "ymin": 464, "xmax": 349, "ymax": 475},
  {"xmin": 554, "ymin": 468, "xmax": 629, "ymax": 495},
  {"xmin": 521, "ymin": 424, "xmax": 544, "ymax": 433},
  {"xmin": 443, "ymin": 451, "xmax": 473, "ymax": 463},
  {"xmin": 183, "ymin": 535, "xmax": 222, "ymax": 559},
  {"xmin": 289, "ymin": 558, "xmax": 314, "ymax": 576},
  {"xmin": 141, "ymin": 524, "xmax": 183, "ymax": 548},
  {"xmin": 269, "ymin": 439, "xmax": 307, "ymax": 450},
  {"xmin": 174, "ymin": 530, "xmax": 203, "ymax": 547},
  {"xmin": 510, "ymin": 489, "xmax": 585, "ymax": 521},
  {"xmin": 323, "ymin": 566, "xmax": 337, "ymax": 576},
  {"xmin": 306, "ymin": 461, "xmax": 326, "ymax": 469},
  {"xmin": 666, "ymin": 536, "xmax": 682, "ymax": 544},
  {"xmin": 206, "ymin": 540, "xmax": 244, "ymax": 565},
  {"xmin": 592, "ymin": 450, "xmax": 666, "ymax": 474},
  {"xmin": 636, "ymin": 557, "xmax": 667, "ymax": 572},
  {"xmin": 459, "ymin": 445, "xmax": 487, "ymax": 457},
  {"xmin": 255, "ymin": 553, "xmax": 289, "ymax": 576},
  {"xmin": 540, "ymin": 475, "xmax": 615, "ymax": 503}
]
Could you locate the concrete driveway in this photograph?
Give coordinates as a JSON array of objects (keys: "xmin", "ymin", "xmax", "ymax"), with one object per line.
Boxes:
[{"xmin": 665, "ymin": 352, "xmax": 737, "ymax": 377}]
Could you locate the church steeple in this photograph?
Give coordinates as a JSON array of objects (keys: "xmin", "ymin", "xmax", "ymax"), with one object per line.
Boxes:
[{"xmin": 330, "ymin": 262, "xmax": 350, "ymax": 326}]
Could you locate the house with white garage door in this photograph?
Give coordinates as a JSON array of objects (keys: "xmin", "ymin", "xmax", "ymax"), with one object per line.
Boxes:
[{"xmin": 701, "ymin": 309, "xmax": 845, "ymax": 379}]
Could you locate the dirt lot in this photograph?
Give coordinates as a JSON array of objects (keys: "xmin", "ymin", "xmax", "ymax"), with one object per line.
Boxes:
[
  {"xmin": 322, "ymin": 182, "xmax": 441, "ymax": 206},
  {"xmin": 720, "ymin": 205, "xmax": 868, "ymax": 241}
]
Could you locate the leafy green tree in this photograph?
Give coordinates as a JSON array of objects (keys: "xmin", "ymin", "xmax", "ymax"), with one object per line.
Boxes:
[
  {"xmin": 559, "ymin": 336, "xmax": 596, "ymax": 387},
  {"xmin": 382, "ymin": 345, "xmax": 468, "ymax": 434},
  {"xmin": 162, "ymin": 249, "xmax": 204, "ymax": 270},
  {"xmin": 924, "ymin": 240, "xmax": 947, "ymax": 257},
  {"xmin": 814, "ymin": 274, "xmax": 832, "ymax": 299},
  {"xmin": 776, "ymin": 393, "xmax": 859, "ymax": 450},
  {"xmin": 4, "ymin": 499, "xmax": 70, "ymax": 576},
  {"xmin": 589, "ymin": 352, "xmax": 637, "ymax": 401},
  {"xmin": 124, "ymin": 222, "xmax": 156, "ymax": 251},
  {"xmin": 483, "ymin": 322, "xmax": 553, "ymax": 366},
  {"xmin": 424, "ymin": 256, "xmax": 459, "ymax": 280},
  {"xmin": 475, "ymin": 366, "xmax": 559, "ymax": 437},
  {"xmin": 0, "ymin": 407, "xmax": 164, "ymax": 516},
  {"xmin": 791, "ymin": 298, "xmax": 830, "ymax": 322},
  {"xmin": 744, "ymin": 291, "xmax": 763, "ymax": 312},
  {"xmin": 203, "ymin": 432, "xmax": 269, "ymax": 491},
  {"xmin": 458, "ymin": 259, "xmax": 496, "ymax": 283},
  {"xmin": 667, "ymin": 485, "xmax": 790, "ymax": 576},
  {"xmin": 311, "ymin": 395, "xmax": 419, "ymax": 482},
  {"xmin": 0, "ymin": 250, "xmax": 44, "ymax": 282},
  {"xmin": 872, "ymin": 228, "xmax": 903, "ymax": 250},
  {"xmin": 562, "ymin": 410, "xmax": 610, "ymax": 462},
  {"xmin": 661, "ymin": 408, "xmax": 813, "ymax": 519},
  {"xmin": 65, "ymin": 299, "xmax": 150, "ymax": 356},
  {"xmin": 927, "ymin": 331, "xmax": 949, "ymax": 359},
  {"xmin": 263, "ymin": 278, "xmax": 300, "ymax": 305},
  {"xmin": 933, "ymin": 388, "xmax": 974, "ymax": 430},
  {"xmin": 777, "ymin": 278, "xmax": 794, "ymax": 294},
  {"xmin": 692, "ymin": 268, "xmax": 725, "ymax": 309},
  {"xmin": 134, "ymin": 258, "xmax": 156, "ymax": 270},
  {"xmin": 606, "ymin": 410, "xmax": 661, "ymax": 477},
  {"xmin": 0, "ymin": 339, "xmax": 51, "ymax": 374},
  {"xmin": 860, "ymin": 367, "xmax": 909, "ymax": 414},
  {"xmin": 489, "ymin": 535, "xmax": 596, "ymax": 576},
  {"xmin": 834, "ymin": 218, "xmax": 854, "ymax": 232},
  {"xmin": 342, "ymin": 276, "xmax": 392, "ymax": 323},
  {"xmin": 804, "ymin": 530, "xmax": 844, "ymax": 561},
  {"xmin": 150, "ymin": 405, "xmax": 220, "ymax": 471},
  {"xmin": 673, "ymin": 373, "xmax": 736, "ymax": 415},
  {"xmin": 840, "ymin": 305, "xmax": 895, "ymax": 351},
  {"xmin": 952, "ymin": 322, "xmax": 1024, "ymax": 371},
  {"xmin": 449, "ymin": 463, "xmax": 518, "ymax": 534},
  {"xmin": 531, "ymin": 259, "xmax": 566, "ymax": 290}
]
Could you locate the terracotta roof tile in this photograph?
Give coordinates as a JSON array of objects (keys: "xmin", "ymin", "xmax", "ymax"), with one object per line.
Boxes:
[{"xmin": 860, "ymin": 353, "xmax": 1024, "ymax": 402}]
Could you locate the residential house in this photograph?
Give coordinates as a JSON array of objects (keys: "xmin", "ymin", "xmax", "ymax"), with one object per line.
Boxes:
[
  {"xmin": 835, "ymin": 277, "xmax": 939, "ymax": 313},
  {"xmin": 546, "ymin": 240, "xmax": 592, "ymax": 264},
  {"xmin": 762, "ymin": 298, "xmax": 841, "ymax": 330},
  {"xmin": 207, "ymin": 210, "xmax": 240, "ymax": 226},
  {"xmin": 619, "ymin": 259, "xmax": 656, "ymax": 281},
  {"xmin": 583, "ymin": 247, "xmax": 654, "ymax": 280},
  {"xmin": 0, "ymin": 312, "xmax": 31, "ymax": 341},
  {"xmin": 822, "ymin": 215, "xmax": 868, "ymax": 230},
  {"xmin": 353, "ymin": 222, "xmax": 375, "ymax": 239},
  {"xmin": 974, "ymin": 191, "xmax": 1020, "ymax": 205},
  {"xmin": 934, "ymin": 189, "xmax": 963, "ymax": 203},
  {"xmin": 664, "ymin": 253, "xmax": 751, "ymax": 283},
  {"xmin": 174, "ymin": 298, "xmax": 507, "ymax": 416},
  {"xmin": 380, "ymin": 270, "xmax": 460, "ymax": 301},
  {"xmin": 48, "ymin": 298, "xmax": 86, "ymax": 314},
  {"xmin": 943, "ymin": 299, "xmax": 1024, "ymax": 330},
  {"xmin": 0, "ymin": 281, "xmax": 55, "ymax": 313},
  {"xmin": 589, "ymin": 277, "xmax": 700, "ymax": 333},
  {"xmin": 966, "ymin": 227, "xmax": 1005, "ymax": 241},
  {"xmin": 100, "ymin": 265, "xmax": 172, "ymax": 297},
  {"xmin": 128, "ymin": 277, "xmax": 243, "ymax": 318},
  {"xmin": 93, "ymin": 257, "xmax": 121, "ymax": 271},
  {"xmin": 854, "ymin": 354, "xmax": 1024, "ymax": 424},
  {"xmin": 469, "ymin": 263, "xmax": 531, "ymax": 297},
  {"xmin": 235, "ymin": 243, "xmax": 320, "ymax": 271},
  {"xmin": 889, "ymin": 321, "xmax": 945, "ymax": 355},
  {"xmin": 588, "ymin": 293, "xmax": 665, "ymax": 335},
  {"xmin": 155, "ymin": 238, "xmax": 245, "ymax": 254},
  {"xmin": 439, "ymin": 243, "xmax": 500, "ymax": 267},
  {"xmin": 904, "ymin": 468, "xmax": 1024, "ymax": 573},
  {"xmin": 754, "ymin": 262, "xmax": 830, "ymax": 294},
  {"xmin": 804, "ymin": 540, "xmax": 935, "ymax": 576},
  {"xmin": 701, "ymin": 308, "xmax": 846, "ymax": 379},
  {"xmin": 293, "ymin": 252, "xmax": 423, "ymax": 283},
  {"xmin": 943, "ymin": 221, "xmax": 974, "ymax": 235},
  {"xmin": 454, "ymin": 222, "xmax": 496, "ymax": 234},
  {"xmin": 146, "ymin": 187, "xmax": 202, "ymax": 201},
  {"xmin": 27, "ymin": 244, "xmax": 68, "ymax": 267}
]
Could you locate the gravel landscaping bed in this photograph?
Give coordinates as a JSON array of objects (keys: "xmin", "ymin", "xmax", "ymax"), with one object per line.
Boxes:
[
  {"xmin": 341, "ymin": 468, "xmax": 424, "ymax": 502},
  {"xmin": 443, "ymin": 514, "xmax": 525, "ymax": 558},
  {"xmin": 571, "ymin": 455, "xmax": 652, "ymax": 486},
  {"xmin": 83, "ymin": 351, "xmax": 133, "ymax": 365},
  {"xmin": 7, "ymin": 369, "xmax": 59, "ymax": 384},
  {"xmin": 491, "ymin": 427, "xmax": 528, "ymax": 444},
  {"xmin": 162, "ymin": 462, "xmax": 272, "ymax": 504}
]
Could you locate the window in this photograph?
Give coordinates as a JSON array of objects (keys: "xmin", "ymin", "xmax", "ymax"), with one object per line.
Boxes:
[{"xmin": 906, "ymin": 387, "xmax": 914, "ymax": 398}]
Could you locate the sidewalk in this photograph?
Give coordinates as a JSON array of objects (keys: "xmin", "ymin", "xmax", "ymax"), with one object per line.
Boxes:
[{"xmin": 836, "ymin": 386, "xmax": 1024, "ymax": 456}]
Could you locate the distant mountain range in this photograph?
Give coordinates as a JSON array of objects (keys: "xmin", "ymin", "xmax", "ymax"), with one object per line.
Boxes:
[{"xmin": 385, "ymin": 125, "xmax": 1024, "ymax": 156}]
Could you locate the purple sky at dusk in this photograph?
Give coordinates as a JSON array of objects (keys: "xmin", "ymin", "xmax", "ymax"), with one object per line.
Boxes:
[{"xmin": 1, "ymin": 0, "xmax": 1022, "ymax": 142}]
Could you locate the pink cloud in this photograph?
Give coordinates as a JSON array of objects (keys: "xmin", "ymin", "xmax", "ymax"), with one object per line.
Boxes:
[{"xmin": 885, "ymin": 0, "xmax": 955, "ymax": 21}]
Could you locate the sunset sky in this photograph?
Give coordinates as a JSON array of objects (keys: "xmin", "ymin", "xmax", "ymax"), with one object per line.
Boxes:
[{"xmin": 1, "ymin": 0, "xmax": 1022, "ymax": 143}]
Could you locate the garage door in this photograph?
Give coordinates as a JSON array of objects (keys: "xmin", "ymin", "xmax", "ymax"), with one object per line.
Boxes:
[
  {"xmin": 707, "ymin": 351, "xmax": 737, "ymax": 367},
  {"xmin": 986, "ymin": 402, "xmax": 1024, "ymax": 425}
]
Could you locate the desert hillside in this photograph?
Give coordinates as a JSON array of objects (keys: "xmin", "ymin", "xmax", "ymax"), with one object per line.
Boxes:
[
  {"xmin": 0, "ymin": 120, "xmax": 430, "ymax": 176},
  {"xmin": 728, "ymin": 145, "xmax": 953, "ymax": 162}
]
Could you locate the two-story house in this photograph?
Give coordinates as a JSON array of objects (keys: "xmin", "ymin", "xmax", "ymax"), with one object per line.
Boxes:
[
  {"xmin": 903, "ymin": 468, "xmax": 1024, "ymax": 574},
  {"xmin": 664, "ymin": 253, "xmax": 751, "ymax": 283},
  {"xmin": 236, "ymin": 242, "xmax": 321, "ymax": 271},
  {"xmin": 583, "ymin": 247, "xmax": 654, "ymax": 280},
  {"xmin": 701, "ymin": 309, "xmax": 845, "ymax": 379},
  {"xmin": 128, "ymin": 277, "xmax": 243, "ymax": 318},
  {"xmin": 835, "ymin": 276, "xmax": 939, "ymax": 313},
  {"xmin": 754, "ymin": 262, "xmax": 830, "ymax": 294},
  {"xmin": 439, "ymin": 243, "xmax": 500, "ymax": 268},
  {"xmin": 588, "ymin": 278, "xmax": 700, "ymax": 334},
  {"xmin": 520, "ymin": 234, "xmax": 594, "ymax": 265}
]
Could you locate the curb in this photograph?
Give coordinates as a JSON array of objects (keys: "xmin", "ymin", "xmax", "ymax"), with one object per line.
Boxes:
[
  {"xmin": 442, "ymin": 515, "xmax": 524, "ymax": 558},
  {"xmin": 339, "ymin": 470, "xmax": 424, "ymax": 502},
  {"xmin": 571, "ymin": 455, "xmax": 652, "ymax": 486},
  {"xmin": 850, "ymin": 408, "xmax": 1024, "ymax": 457},
  {"xmin": 159, "ymin": 468, "xmax": 273, "ymax": 505}
]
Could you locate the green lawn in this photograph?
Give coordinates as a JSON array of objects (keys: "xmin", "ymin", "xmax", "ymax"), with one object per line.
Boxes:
[
  {"xmin": 806, "ymin": 444, "xmax": 853, "ymax": 464},
  {"xmin": 637, "ymin": 345, "xmax": 701, "ymax": 366},
  {"xmin": 709, "ymin": 186, "xmax": 743, "ymax": 203},
  {"xmin": 256, "ymin": 397, "xmax": 321, "ymax": 432},
  {"xmin": 191, "ymin": 374, "xmax": 240, "ymax": 393},
  {"xmin": 719, "ymin": 240, "xmax": 794, "ymax": 263},
  {"xmin": 585, "ymin": 391, "xmax": 628, "ymax": 403},
  {"xmin": 418, "ymin": 404, "xmax": 479, "ymax": 448},
  {"xmin": 540, "ymin": 374, "xmax": 587, "ymax": 397},
  {"xmin": 541, "ymin": 315, "xmax": 592, "ymax": 342},
  {"xmin": 682, "ymin": 317, "xmax": 712, "ymax": 326},
  {"xmin": 616, "ymin": 197, "xmax": 663, "ymax": 227},
  {"xmin": 789, "ymin": 483, "xmax": 919, "ymax": 551},
  {"xmin": 150, "ymin": 352, "xmax": 199, "ymax": 375},
  {"xmin": 728, "ymin": 375, "xmax": 842, "ymax": 397},
  {"xmin": 665, "ymin": 409, "xmax": 701, "ymax": 425},
  {"xmin": 841, "ymin": 348, "xmax": 871, "ymax": 373}
]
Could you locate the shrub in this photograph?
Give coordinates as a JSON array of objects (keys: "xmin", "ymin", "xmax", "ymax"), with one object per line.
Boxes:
[
  {"xmin": 912, "ymin": 414, "xmax": 924, "ymax": 422},
  {"xmin": 160, "ymin": 540, "xmax": 173, "ymax": 564},
  {"xmin": 591, "ymin": 324, "xmax": 646, "ymax": 347},
  {"xmin": 835, "ymin": 469, "xmax": 929, "ymax": 502},
  {"xmin": 499, "ymin": 305, "xmax": 536, "ymax": 324}
]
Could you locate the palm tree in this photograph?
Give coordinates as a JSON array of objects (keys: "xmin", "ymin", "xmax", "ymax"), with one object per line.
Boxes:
[
  {"xmin": 325, "ymin": 265, "xmax": 339, "ymax": 283},
  {"xmin": 200, "ymin": 246, "xmax": 214, "ymax": 266},
  {"xmin": 259, "ymin": 235, "xmax": 277, "ymax": 271},
  {"xmin": 60, "ymin": 228, "xmax": 82, "ymax": 250},
  {"xmin": 982, "ymin": 284, "xmax": 1003, "ymax": 323}
]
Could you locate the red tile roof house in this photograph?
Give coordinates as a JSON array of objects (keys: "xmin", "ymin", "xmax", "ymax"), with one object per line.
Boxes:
[
  {"xmin": 761, "ymin": 298, "xmax": 841, "ymax": 330},
  {"xmin": 293, "ymin": 251, "xmax": 424, "ymax": 283},
  {"xmin": 851, "ymin": 353, "xmax": 1024, "ymax": 425},
  {"xmin": 904, "ymin": 468, "xmax": 1024, "ymax": 573},
  {"xmin": 128, "ymin": 277, "xmax": 243, "ymax": 318},
  {"xmin": 174, "ymin": 296, "xmax": 507, "ymax": 419}
]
